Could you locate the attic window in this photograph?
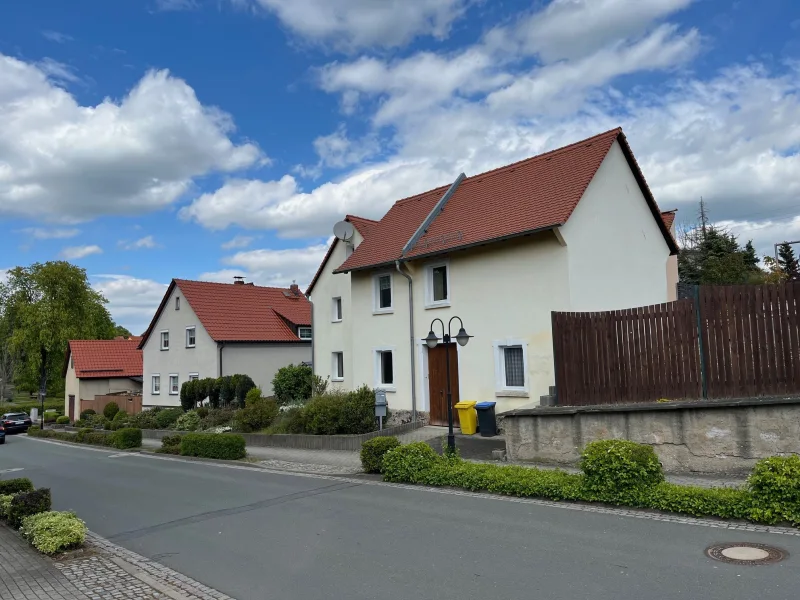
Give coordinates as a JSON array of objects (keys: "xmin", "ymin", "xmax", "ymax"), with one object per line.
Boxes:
[
  {"xmin": 299, "ymin": 327, "xmax": 312, "ymax": 340},
  {"xmin": 175, "ymin": 297, "xmax": 180, "ymax": 311}
]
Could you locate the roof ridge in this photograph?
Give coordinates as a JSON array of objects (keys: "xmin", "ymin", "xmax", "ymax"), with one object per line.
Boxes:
[
  {"xmin": 174, "ymin": 278, "xmax": 291, "ymax": 292},
  {"xmin": 458, "ymin": 127, "xmax": 622, "ymax": 187}
]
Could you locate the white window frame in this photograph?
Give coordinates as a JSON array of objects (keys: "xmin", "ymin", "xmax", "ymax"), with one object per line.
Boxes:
[
  {"xmin": 298, "ymin": 326, "xmax": 312, "ymax": 340},
  {"xmin": 332, "ymin": 297, "xmax": 342, "ymax": 322},
  {"xmin": 186, "ymin": 326, "xmax": 196, "ymax": 348},
  {"xmin": 189, "ymin": 372, "xmax": 199, "ymax": 381},
  {"xmin": 175, "ymin": 296, "xmax": 180, "ymax": 310},
  {"xmin": 169, "ymin": 374, "xmax": 179, "ymax": 395},
  {"xmin": 373, "ymin": 346, "xmax": 396, "ymax": 392},
  {"xmin": 332, "ymin": 352, "xmax": 344, "ymax": 382},
  {"xmin": 160, "ymin": 330, "xmax": 169, "ymax": 351},
  {"xmin": 373, "ymin": 272, "xmax": 394, "ymax": 314},
  {"xmin": 493, "ymin": 339, "xmax": 529, "ymax": 397},
  {"xmin": 424, "ymin": 259, "xmax": 451, "ymax": 309},
  {"xmin": 151, "ymin": 374, "xmax": 161, "ymax": 395}
]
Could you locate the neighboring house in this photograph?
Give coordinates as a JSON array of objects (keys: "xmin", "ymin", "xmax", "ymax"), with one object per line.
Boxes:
[
  {"xmin": 661, "ymin": 209, "xmax": 679, "ymax": 301},
  {"xmin": 138, "ymin": 278, "xmax": 311, "ymax": 408},
  {"xmin": 63, "ymin": 338, "xmax": 143, "ymax": 420},
  {"xmin": 307, "ymin": 214, "xmax": 378, "ymax": 392},
  {"xmin": 309, "ymin": 128, "xmax": 678, "ymax": 423}
]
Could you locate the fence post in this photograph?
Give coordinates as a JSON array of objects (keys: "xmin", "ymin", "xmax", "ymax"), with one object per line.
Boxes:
[
  {"xmin": 693, "ymin": 285, "xmax": 708, "ymax": 399},
  {"xmin": 550, "ymin": 311, "xmax": 559, "ymax": 405}
]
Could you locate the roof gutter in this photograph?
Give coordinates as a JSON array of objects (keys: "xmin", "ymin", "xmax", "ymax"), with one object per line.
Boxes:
[
  {"xmin": 395, "ymin": 260, "xmax": 417, "ymax": 423},
  {"xmin": 401, "ymin": 173, "xmax": 465, "ymax": 257}
]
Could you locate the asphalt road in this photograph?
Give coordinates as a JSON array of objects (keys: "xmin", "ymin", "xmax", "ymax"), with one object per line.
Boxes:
[{"xmin": 2, "ymin": 434, "xmax": 798, "ymax": 600}]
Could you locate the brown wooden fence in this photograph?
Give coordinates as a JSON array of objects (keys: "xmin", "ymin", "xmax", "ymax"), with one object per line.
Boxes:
[
  {"xmin": 552, "ymin": 283, "xmax": 800, "ymax": 406},
  {"xmin": 80, "ymin": 394, "xmax": 142, "ymax": 416}
]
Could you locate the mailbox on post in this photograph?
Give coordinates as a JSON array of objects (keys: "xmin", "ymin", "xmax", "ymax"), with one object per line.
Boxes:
[{"xmin": 375, "ymin": 389, "xmax": 388, "ymax": 430}]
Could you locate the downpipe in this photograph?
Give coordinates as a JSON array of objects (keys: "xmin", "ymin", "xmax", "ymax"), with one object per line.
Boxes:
[{"xmin": 395, "ymin": 260, "xmax": 417, "ymax": 423}]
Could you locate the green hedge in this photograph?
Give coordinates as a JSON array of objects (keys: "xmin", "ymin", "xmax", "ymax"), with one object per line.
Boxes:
[
  {"xmin": 20, "ymin": 511, "xmax": 87, "ymax": 555},
  {"xmin": 360, "ymin": 436, "xmax": 401, "ymax": 473},
  {"xmin": 380, "ymin": 440, "xmax": 800, "ymax": 527},
  {"xmin": 0, "ymin": 477, "xmax": 34, "ymax": 495},
  {"xmin": 28, "ymin": 426, "xmax": 141, "ymax": 449},
  {"xmin": 180, "ymin": 433, "xmax": 246, "ymax": 460},
  {"xmin": 8, "ymin": 488, "xmax": 51, "ymax": 528},
  {"xmin": 55, "ymin": 416, "xmax": 70, "ymax": 425}
]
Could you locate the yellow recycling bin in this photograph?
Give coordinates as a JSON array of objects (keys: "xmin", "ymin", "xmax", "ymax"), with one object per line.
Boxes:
[{"xmin": 454, "ymin": 401, "xmax": 478, "ymax": 435}]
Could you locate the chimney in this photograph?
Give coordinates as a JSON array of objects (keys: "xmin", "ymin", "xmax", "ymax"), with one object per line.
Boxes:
[
  {"xmin": 290, "ymin": 283, "xmax": 300, "ymax": 296},
  {"xmin": 233, "ymin": 276, "xmax": 245, "ymax": 285}
]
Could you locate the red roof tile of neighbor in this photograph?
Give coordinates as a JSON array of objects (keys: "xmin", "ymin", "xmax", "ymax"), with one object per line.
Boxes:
[
  {"xmin": 661, "ymin": 210, "xmax": 677, "ymax": 231},
  {"xmin": 335, "ymin": 128, "xmax": 677, "ymax": 273},
  {"xmin": 65, "ymin": 339, "xmax": 142, "ymax": 379},
  {"xmin": 139, "ymin": 279, "xmax": 312, "ymax": 348},
  {"xmin": 306, "ymin": 214, "xmax": 379, "ymax": 295}
]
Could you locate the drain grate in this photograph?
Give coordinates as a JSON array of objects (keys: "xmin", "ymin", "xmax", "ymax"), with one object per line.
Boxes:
[{"xmin": 706, "ymin": 542, "xmax": 788, "ymax": 565}]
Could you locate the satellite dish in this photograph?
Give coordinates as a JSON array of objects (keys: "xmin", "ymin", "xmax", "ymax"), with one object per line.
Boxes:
[{"xmin": 333, "ymin": 220, "xmax": 355, "ymax": 242}]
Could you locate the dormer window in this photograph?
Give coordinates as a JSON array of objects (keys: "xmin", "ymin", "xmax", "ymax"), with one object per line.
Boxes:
[{"xmin": 298, "ymin": 327, "xmax": 312, "ymax": 340}]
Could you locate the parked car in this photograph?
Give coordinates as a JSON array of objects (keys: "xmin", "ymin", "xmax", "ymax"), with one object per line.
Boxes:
[
  {"xmin": 1, "ymin": 412, "xmax": 32, "ymax": 434},
  {"xmin": 0, "ymin": 424, "xmax": 5, "ymax": 444}
]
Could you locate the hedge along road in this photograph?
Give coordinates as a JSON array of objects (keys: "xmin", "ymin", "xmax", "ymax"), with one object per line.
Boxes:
[{"xmin": 4, "ymin": 436, "xmax": 799, "ymax": 600}]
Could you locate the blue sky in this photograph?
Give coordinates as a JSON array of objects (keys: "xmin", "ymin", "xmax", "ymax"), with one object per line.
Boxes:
[{"xmin": 1, "ymin": 0, "xmax": 799, "ymax": 333}]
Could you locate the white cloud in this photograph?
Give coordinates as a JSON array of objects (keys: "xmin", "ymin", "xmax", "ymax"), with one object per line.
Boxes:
[
  {"xmin": 155, "ymin": 0, "xmax": 197, "ymax": 10},
  {"xmin": 312, "ymin": 125, "xmax": 379, "ymax": 169},
  {"xmin": 19, "ymin": 227, "xmax": 80, "ymax": 240},
  {"xmin": 235, "ymin": 0, "xmax": 470, "ymax": 50},
  {"xmin": 120, "ymin": 236, "xmax": 159, "ymax": 250},
  {"xmin": 35, "ymin": 58, "xmax": 80, "ymax": 84},
  {"xmin": 0, "ymin": 54, "xmax": 262, "ymax": 223},
  {"xmin": 60, "ymin": 245, "xmax": 103, "ymax": 260},
  {"xmin": 221, "ymin": 235, "xmax": 257, "ymax": 250},
  {"xmin": 201, "ymin": 243, "xmax": 329, "ymax": 288},
  {"xmin": 93, "ymin": 275, "xmax": 168, "ymax": 335},
  {"xmin": 41, "ymin": 30, "xmax": 73, "ymax": 43}
]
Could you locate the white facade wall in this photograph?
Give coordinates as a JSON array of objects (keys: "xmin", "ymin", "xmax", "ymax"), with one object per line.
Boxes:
[
  {"xmin": 141, "ymin": 284, "xmax": 218, "ymax": 408},
  {"xmin": 560, "ymin": 140, "xmax": 671, "ymax": 311},
  {"xmin": 64, "ymin": 361, "xmax": 142, "ymax": 414},
  {"xmin": 309, "ymin": 230, "xmax": 365, "ymax": 390},
  {"xmin": 222, "ymin": 343, "xmax": 311, "ymax": 396}
]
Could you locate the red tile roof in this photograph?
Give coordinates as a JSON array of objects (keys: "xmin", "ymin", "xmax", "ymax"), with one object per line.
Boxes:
[
  {"xmin": 661, "ymin": 210, "xmax": 676, "ymax": 231},
  {"xmin": 65, "ymin": 339, "xmax": 142, "ymax": 379},
  {"xmin": 139, "ymin": 279, "xmax": 312, "ymax": 348},
  {"xmin": 336, "ymin": 128, "xmax": 677, "ymax": 273},
  {"xmin": 306, "ymin": 214, "xmax": 379, "ymax": 295}
]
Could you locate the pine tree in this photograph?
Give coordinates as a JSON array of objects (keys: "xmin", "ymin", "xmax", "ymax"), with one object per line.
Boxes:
[{"xmin": 777, "ymin": 242, "xmax": 800, "ymax": 282}]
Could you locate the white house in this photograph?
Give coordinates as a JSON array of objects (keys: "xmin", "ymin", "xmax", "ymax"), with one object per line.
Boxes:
[
  {"xmin": 63, "ymin": 338, "xmax": 143, "ymax": 421},
  {"xmin": 308, "ymin": 128, "xmax": 679, "ymax": 424},
  {"xmin": 139, "ymin": 278, "xmax": 312, "ymax": 408}
]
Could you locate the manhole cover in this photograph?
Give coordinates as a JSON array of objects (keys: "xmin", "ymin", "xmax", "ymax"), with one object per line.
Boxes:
[{"xmin": 706, "ymin": 543, "xmax": 787, "ymax": 565}]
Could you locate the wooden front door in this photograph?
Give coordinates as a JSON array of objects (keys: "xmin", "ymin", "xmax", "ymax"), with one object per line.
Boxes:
[
  {"xmin": 68, "ymin": 395, "xmax": 75, "ymax": 421},
  {"xmin": 428, "ymin": 343, "xmax": 460, "ymax": 427}
]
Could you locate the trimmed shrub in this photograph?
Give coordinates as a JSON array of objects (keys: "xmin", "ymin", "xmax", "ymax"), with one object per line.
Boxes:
[
  {"xmin": 208, "ymin": 378, "xmax": 222, "ymax": 408},
  {"xmin": 0, "ymin": 494, "xmax": 13, "ymax": 519},
  {"xmin": 646, "ymin": 482, "xmax": 752, "ymax": 520},
  {"xmin": 103, "ymin": 402, "xmax": 120, "ymax": 419},
  {"xmin": 174, "ymin": 410, "xmax": 201, "ymax": 432},
  {"xmin": 360, "ymin": 436, "xmax": 401, "ymax": 473},
  {"xmin": 128, "ymin": 410, "xmax": 160, "ymax": 430},
  {"xmin": 111, "ymin": 428, "xmax": 142, "ymax": 449},
  {"xmin": 20, "ymin": 511, "xmax": 87, "ymax": 555},
  {"xmin": 43, "ymin": 413, "xmax": 57, "ymax": 423},
  {"xmin": 580, "ymin": 440, "xmax": 664, "ymax": 503},
  {"xmin": 55, "ymin": 416, "xmax": 70, "ymax": 425},
  {"xmin": 748, "ymin": 455, "xmax": 800, "ymax": 525},
  {"xmin": 272, "ymin": 364, "xmax": 313, "ymax": 406},
  {"xmin": 200, "ymin": 407, "xmax": 236, "ymax": 430},
  {"xmin": 0, "ymin": 477, "xmax": 34, "ymax": 495},
  {"xmin": 159, "ymin": 434, "xmax": 183, "ymax": 454},
  {"xmin": 8, "ymin": 488, "xmax": 52, "ymax": 528},
  {"xmin": 75, "ymin": 428, "xmax": 112, "ymax": 446},
  {"xmin": 234, "ymin": 375, "xmax": 257, "ymax": 408},
  {"xmin": 180, "ymin": 380, "xmax": 197, "ymax": 411},
  {"xmin": 382, "ymin": 442, "xmax": 439, "ymax": 483},
  {"xmin": 245, "ymin": 387, "xmax": 263, "ymax": 406},
  {"xmin": 301, "ymin": 386, "xmax": 377, "ymax": 435},
  {"xmin": 180, "ymin": 433, "xmax": 246, "ymax": 460},
  {"xmin": 73, "ymin": 419, "xmax": 86, "ymax": 428},
  {"xmin": 232, "ymin": 398, "xmax": 278, "ymax": 433},
  {"xmin": 79, "ymin": 408, "xmax": 96, "ymax": 420},
  {"xmin": 85, "ymin": 414, "xmax": 110, "ymax": 430},
  {"xmin": 155, "ymin": 407, "xmax": 184, "ymax": 429},
  {"xmin": 110, "ymin": 410, "xmax": 130, "ymax": 430}
]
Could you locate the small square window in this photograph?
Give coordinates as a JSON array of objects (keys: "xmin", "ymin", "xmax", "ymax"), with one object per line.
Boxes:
[
  {"xmin": 299, "ymin": 327, "xmax": 312, "ymax": 340},
  {"xmin": 160, "ymin": 331, "xmax": 169, "ymax": 350},
  {"xmin": 332, "ymin": 297, "xmax": 342, "ymax": 322},
  {"xmin": 189, "ymin": 373, "xmax": 199, "ymax": 381},
  {"xmin": 186, "ymin": 327, "xmax": 196, "ymax": 348},
  {"xmin": 332, "ymin": 352, "xmax": 344, "ymax": 380},
  {"xmin": 494, "ymin": 340, "xmax": 528, "ymax": 395},
  {"xmin": 175, "ymin": 296, "xmax": 180, "ymax": 310},
  {"xmin": 378, "ymin": 350, "xmax": 393, "ymax": 386},
  {"xmin": 152, "ymin": 375, "xmax": 161, "ymax": 395},
  {"xmin": 169, "ymin": 374, "xmax": 179, "ymax": 395}
]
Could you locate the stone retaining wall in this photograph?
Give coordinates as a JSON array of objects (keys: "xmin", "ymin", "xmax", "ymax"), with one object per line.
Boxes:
[{"xmin": 502, "ymin": 397, "xmax": 800, "ymax": 475}]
